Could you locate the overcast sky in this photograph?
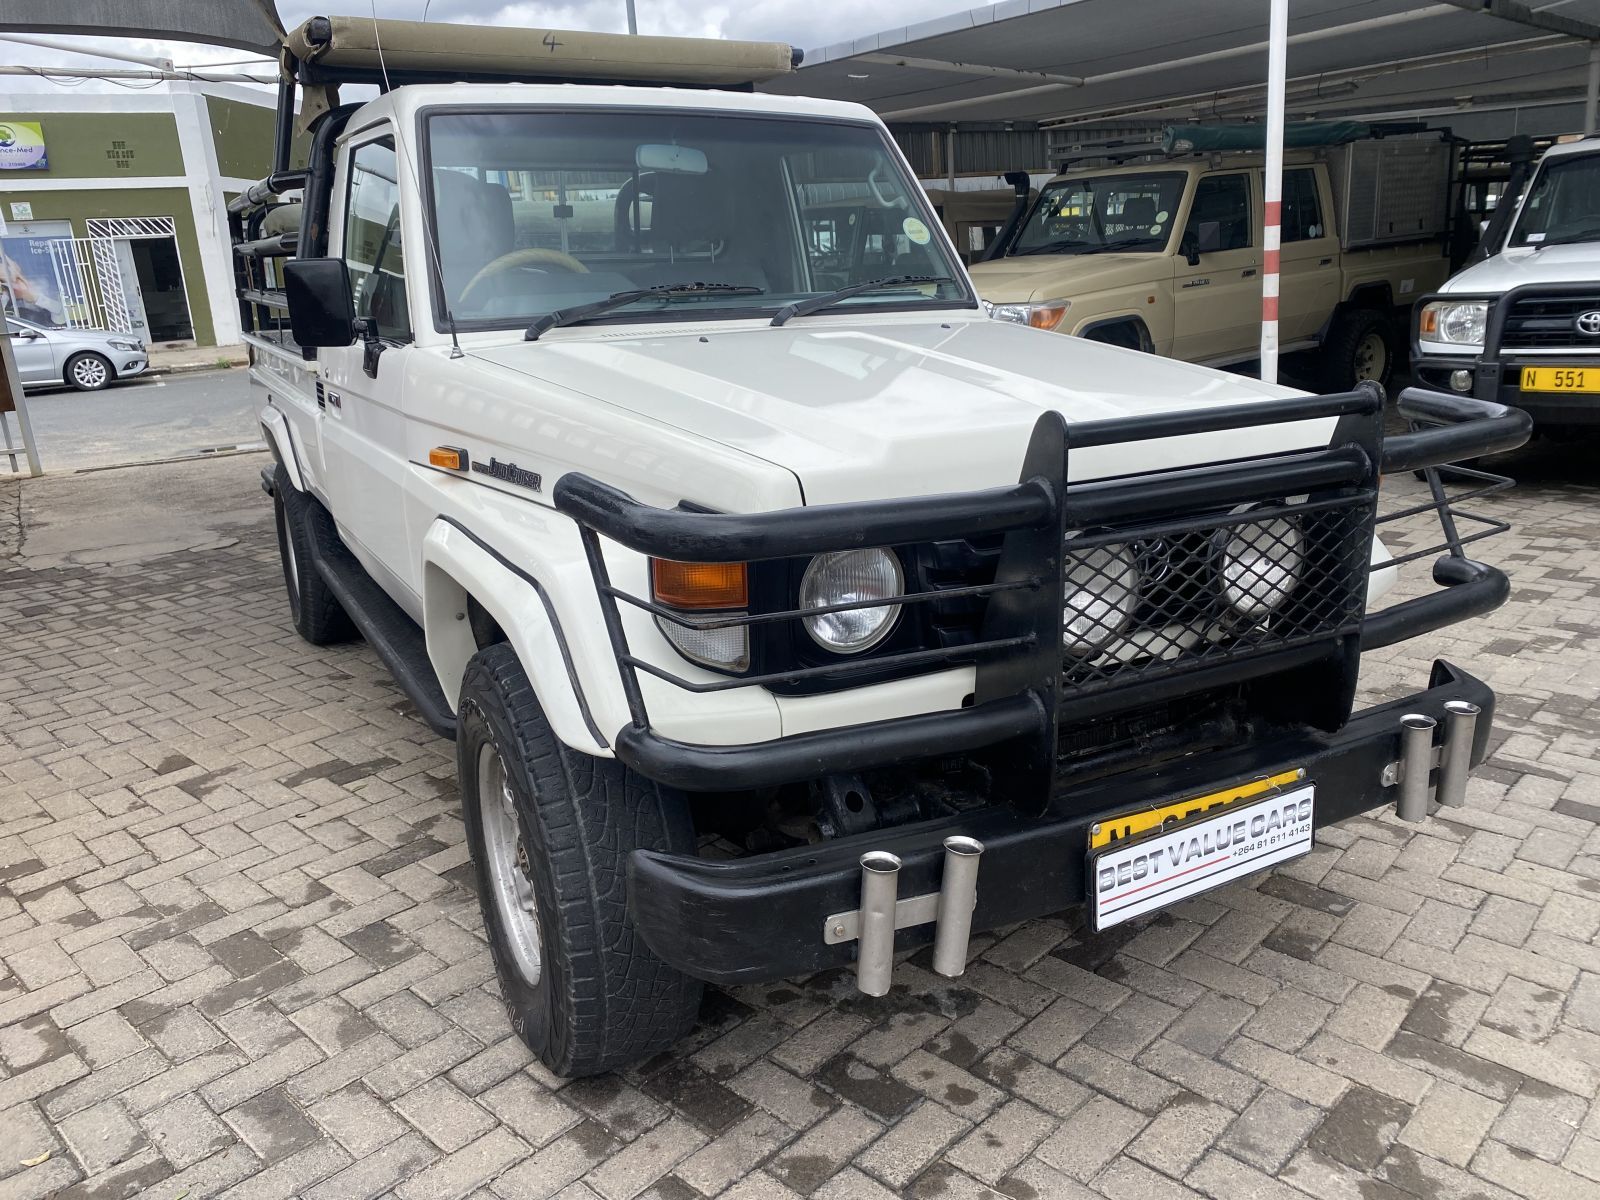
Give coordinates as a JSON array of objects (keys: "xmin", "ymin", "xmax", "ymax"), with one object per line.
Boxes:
[{"xmin": 0, "ymin": 1, "xmax": 996, "ymax": 93}]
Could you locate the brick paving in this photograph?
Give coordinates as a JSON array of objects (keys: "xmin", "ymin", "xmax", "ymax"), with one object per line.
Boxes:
[{"xmin": 3, "ymin": 445, "xmax": 1600, "ymax": 1200}]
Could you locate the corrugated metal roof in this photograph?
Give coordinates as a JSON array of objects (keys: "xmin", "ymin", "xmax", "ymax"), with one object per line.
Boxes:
[{"xmin": 763, "ymin": 0, "xmax": 1600, "ymax": 133}]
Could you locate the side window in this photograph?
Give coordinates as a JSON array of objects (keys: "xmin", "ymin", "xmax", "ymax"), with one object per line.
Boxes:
[
  {"xmin": 1184, "ymin": 174, "xmax": 1252, "ymax": 253},
  {"xmin": 1281, "ymin": 169, "xmax": 1326, "ymax": 242},
  {"xmin": 344, "ymin": 136, "xmax": 409, "ymax": 341}
]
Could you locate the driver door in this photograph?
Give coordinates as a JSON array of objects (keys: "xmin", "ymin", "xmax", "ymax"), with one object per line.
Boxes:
[
  {"xmin": 7, "ymin": 321, "xmax": 55, "ymax": 382},
  {"xmin": 1171, "ymin": 172, "xmax": 1260, "ymax": 363},
  {"xmin": 318, "ymin": 129, "xmax": 420, "ymax": 611}
]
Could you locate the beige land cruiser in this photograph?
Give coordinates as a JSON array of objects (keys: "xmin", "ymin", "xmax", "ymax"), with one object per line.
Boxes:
[{"xmin": 970, "ymin": 129, "xmax": 1453, "ymax": 390}]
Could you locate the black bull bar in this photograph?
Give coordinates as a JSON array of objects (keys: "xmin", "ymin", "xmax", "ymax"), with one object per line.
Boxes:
[{"xmin": 552, "ymin": 384, "xmax": 1530, "ymax": 801}]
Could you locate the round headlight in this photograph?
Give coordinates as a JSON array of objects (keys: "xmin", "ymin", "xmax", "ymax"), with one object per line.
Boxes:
[
  {"xmin": 800, "ymin": 549, "xmax": 903, "ymax": 654},
  {"xmin": 1219, "ymin": 511, "xmax": 1305, "ymax": 617},
  {"xmin": 1439, "ymin": 302, "xmax": 1487, "ymax": 345},
  {"xmin": 1063, "ymin": 544, "xmax": 1139, "ymax": 655}
]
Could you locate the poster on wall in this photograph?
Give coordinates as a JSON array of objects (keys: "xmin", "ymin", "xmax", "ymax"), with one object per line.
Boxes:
[
  {"xmin": 0, "ymin": 235, "xmax": 69, "ymax": 326},
  {"xmin": 0, "ymin": 121, "xmax": 47, "ymax": 171}
]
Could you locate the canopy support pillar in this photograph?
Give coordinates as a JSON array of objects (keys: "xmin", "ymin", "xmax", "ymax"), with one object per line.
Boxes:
[
  {"xmin": 1260, "ymin": 0, "xmax": 1288, "ymax": 385},
  {"xmin": 1586, "ymin": 41, "xmax": 1599, "ymax": 134}
]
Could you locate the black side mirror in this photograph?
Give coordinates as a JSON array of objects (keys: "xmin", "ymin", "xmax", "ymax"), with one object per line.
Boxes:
[
  {"xmin": 1179, "ymin": 232, "xmax": 1201, "ymax": 267},
  {"xmin": 284, "ymin": 258, "xmax": 355, "ymax": 348}
]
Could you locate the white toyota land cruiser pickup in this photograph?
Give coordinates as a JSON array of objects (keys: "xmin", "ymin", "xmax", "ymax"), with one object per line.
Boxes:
[
  {"xmin": 1412, "ymin": 136, "xmax": 1600, "ymax": 428},
  {"xmin": 238, "ymin": 16, "xmax": 1530, "ymax": 1077}
]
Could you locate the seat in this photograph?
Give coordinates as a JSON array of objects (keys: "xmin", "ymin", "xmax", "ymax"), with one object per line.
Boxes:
[
  {"xmin": 1119, "ymin": 196, "xmax": 1158, "ymax": 233},
  {"xmin": 627, "ymin": 172, "xmax": 768, "ymax": 291},
  {"xmin": 432, "ymin": 171, "xmax": 515, "ymax": 311}
]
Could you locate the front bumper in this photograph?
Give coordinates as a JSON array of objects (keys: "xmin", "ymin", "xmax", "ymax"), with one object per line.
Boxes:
[
  {"xmin": 628, "ymin": 659, "xmax": 1494, "ymax": 985},
  {"xmin": 558, "ymin": 388, "xmax": 1525, "ymax": 796},
  {"xmin": 120, "ymin": 356, "xmax": 149, "ymax": 378},
  {"xmin": 1414, "ymin": 355, "xmax": 1600, "ymax": 425},
  {"xmin": 1412, "ymin": 284, "xmax": 1600, "ymax": 425}
]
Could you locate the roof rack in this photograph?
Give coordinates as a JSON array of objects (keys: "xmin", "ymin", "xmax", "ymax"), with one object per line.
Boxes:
[{"xmin": 268, "ymin": 14, "xmax": 800, "ymax": 175}]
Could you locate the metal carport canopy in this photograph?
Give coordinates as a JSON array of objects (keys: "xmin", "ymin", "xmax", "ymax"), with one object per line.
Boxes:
[{"xmin": 762, "ymin": 0, "xmax": 1600, "ymax": 131}]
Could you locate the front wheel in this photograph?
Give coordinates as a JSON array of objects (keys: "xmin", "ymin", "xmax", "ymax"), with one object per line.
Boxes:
[
  {"xmin": 65, "ymin": 352, "xmax": 113, "ymax": 391},
  {"xmin": 273, "ymin": 468, "xmax": 355, "ymax": 645},
  {"xmin": 1321, "ymin": 309, "xmax": 1394, "ymax": 392},
  {"xmin": 457, "ymin": 643, "xmax": 702, "ymax": 1077}
]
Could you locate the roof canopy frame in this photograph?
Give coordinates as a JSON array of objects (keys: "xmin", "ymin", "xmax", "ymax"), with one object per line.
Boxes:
[{"xmin": 766, "ymin": 0, "xmax": 1600, "ymax": 135}]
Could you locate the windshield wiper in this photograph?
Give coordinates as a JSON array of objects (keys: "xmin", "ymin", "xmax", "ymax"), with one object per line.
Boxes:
[
  {"xmin": 524, "ymin": 282, "xmax": 765, "ymax": 341},
  {"xmin": 1012, "ymin": 240, "xmax": 1091, "ymax": 257},
  {"xmin": 770, "ymin": 275, "xmax": 954, "ymax": 327},
  {"xmin": 1075, "ymin": 237, "xmax": 1160, "ymax": 256}
]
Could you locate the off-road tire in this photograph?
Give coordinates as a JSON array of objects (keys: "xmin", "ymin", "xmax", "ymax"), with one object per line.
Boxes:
[
  {"xmin": 273, "ymin": 466, "xmax": 356, "ymax": 645},
  {"xmin": 1321, "ymin": 308, "xmax": 1394, "ymax": 392},
  {"xmin": 457, "ymin": 643, "xmax": 702, "ymax": 1076},
  {"xmin": 64, "ymin": 351, "xmax": 113, "ymax": 391}
]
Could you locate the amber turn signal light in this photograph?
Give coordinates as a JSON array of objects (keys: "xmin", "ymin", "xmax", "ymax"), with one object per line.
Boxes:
[
  {"xmin": 1418, "ymin": 310, "xmax": 1438, "ymax": 336},
  {"xmin": 1028, "ymin": 302, "xmax": 1070, "ymax": 331},
  {"xmin": 429, "ymin": 446, "xmax": 468, "ymax": 471},
  {"xmin": 651, "ymin": 559, "xmax": 748, "ymax": 609}
]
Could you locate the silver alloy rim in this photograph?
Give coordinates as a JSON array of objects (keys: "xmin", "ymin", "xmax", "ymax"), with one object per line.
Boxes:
[
  {"xmin": 1354, "ymin": 332, "xmax": 1387, "ymax": 382},
  {"xmin": 73, "ymin": 357, "xmax": 108, "ymax": 388},
  {"xmin": 478, "ymin": 744, "xmax": 542, "ymax": 986}
]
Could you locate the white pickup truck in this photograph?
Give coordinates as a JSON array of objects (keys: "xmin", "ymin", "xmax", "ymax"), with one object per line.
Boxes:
[
  {"xmin": 238, "ymin": 16, "xmax": 1529, "ymax": 1076},
  {"xmin": 1412, "ymin": 136, "xmax": 1600, "ymax": 429}
]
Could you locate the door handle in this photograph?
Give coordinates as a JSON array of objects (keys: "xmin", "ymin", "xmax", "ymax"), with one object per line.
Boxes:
[
  {"xmin": 1319, "ymin": 257, "xmax": 1334, "ymax": 266},
  {"xmin": 1241, "ymin": 268, "xmax": 1257, "ymax": 278}
]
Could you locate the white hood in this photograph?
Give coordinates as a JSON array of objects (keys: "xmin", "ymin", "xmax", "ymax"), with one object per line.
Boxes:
[
  {"xmin": 474, "ymin": 316, "xmax": 1334, "ymax": 505},
  {"xmin": 1441, "ymin": 243, "xmax": 1600, "ymax": 295}
]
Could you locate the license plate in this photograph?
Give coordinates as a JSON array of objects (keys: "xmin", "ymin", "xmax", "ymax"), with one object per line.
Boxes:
[
  {"xmin": 1521, "ymin": 366, "xmax": 1600, "ymax": 393},
  {"xmin": 1088, "ymin": 785, "xmax": 1315, "ymax": 931},
  {"xmin": 1088, "ymin": 768, "xmax": 1304, "ymax": 851}
]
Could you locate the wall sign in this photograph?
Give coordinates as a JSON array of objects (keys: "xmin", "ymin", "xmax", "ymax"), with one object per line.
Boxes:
[
  {"xmin": 9, "ymin": 202, "xmax": 32, "ymax": 221},
  {"xmin": 0, "ymin": 122, "xmax": 47, "ymax": 171}
]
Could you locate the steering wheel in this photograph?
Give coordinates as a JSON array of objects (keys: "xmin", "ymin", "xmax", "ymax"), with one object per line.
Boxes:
[{"xmin": 457, "ymin": 248, "xmax": 589, "ymax": 309}]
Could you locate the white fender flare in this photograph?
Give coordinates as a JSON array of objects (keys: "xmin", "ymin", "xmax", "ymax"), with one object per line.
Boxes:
[
  {"xmin": 259, "ymin": 406, "xmax": 304, "ymax": 493},
  {"xmin": 421, "ymin": 518, "xmax": 612, "ymax": 757}
]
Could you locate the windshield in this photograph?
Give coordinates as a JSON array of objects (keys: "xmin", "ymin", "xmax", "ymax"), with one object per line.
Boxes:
[
  {"xmin": 1010, "ymin": 172, "xmax": 1186, "ymax": 256},
  {"xmin": 1508, "ymin": 152, "xmax": 1600, "ymax": 248},
  {"xmin": 422, "ymin": 110, "xmax": 970, "ymax": 329}
]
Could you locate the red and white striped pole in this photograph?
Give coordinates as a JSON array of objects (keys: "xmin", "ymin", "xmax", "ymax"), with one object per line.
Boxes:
[{"xmin": 1261, "ymin": 0, "xmax": 1288, "ymax": 384}]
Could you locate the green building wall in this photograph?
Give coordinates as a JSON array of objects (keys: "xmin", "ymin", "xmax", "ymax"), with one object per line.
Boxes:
[
  {"xmin": 0, "ymin": 111, "xmax": 185, "ymax": 179},
  {"xmin": 207, "ymin": 95, "xmax": 282, "ymax": 179}
]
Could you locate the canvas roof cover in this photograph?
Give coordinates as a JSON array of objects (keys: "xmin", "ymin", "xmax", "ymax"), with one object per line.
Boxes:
[
  {"xmin": 282, "ymin": 15, "xmax": 796, "ymax": 87},
  {"xmin": 762, "ymin": 0, "xmax": 1600, "ymax": 131},
  {"xmin": 0, "ymin": 3, "xmax": 795, "ymax": 88}
]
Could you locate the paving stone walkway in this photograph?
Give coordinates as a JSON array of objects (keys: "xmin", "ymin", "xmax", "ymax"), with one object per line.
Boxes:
[{"xmin": 3, "ymin": 444, "xmax": 1600, "ymax": 1200}]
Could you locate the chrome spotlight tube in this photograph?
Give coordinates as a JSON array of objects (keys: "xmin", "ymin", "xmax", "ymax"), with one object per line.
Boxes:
[
  {"xmin": 1398, "ymin": 713, "xmax": 1436, "ymax": 822},
  {"xmin": 856, "ymin": 851, "xmax": 902, "ymax": 997},
  {"xmin": 1437, "ymin": 700, "xmax": 1480, "ymax": 808},
  {"xmin": 932, "ymin": 836, "xmax": 984, "ymax": 978}
]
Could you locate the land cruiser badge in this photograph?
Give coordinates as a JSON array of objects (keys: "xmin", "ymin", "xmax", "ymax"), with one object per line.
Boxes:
[{"xmin": 472, "ymin": 457, "xmax": 543, "ymax": 493}]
